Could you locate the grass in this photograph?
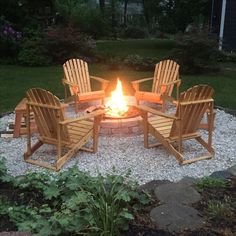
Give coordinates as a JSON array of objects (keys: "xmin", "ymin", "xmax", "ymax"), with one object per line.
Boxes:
[
  {"xmin": 0, "ymin": 65, "xmax": 64, "ymax": 113},
  {"xmin": 0, "ymin": 39, "xmax": 236, "ymax": 113}
]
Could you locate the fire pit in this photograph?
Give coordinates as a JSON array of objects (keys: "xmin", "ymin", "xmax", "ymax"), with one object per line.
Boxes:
[
  {"xmin": 86, "ymin": 78, "xmax": 143, "ymax": 136},
  {"xmin": 104, "ymin": 105, "xmax": 140, "ymax": 119}
]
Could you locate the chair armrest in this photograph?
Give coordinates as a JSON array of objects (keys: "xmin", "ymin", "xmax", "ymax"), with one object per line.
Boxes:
[
  {"xmin": 135, "ymin": 104, "xmax": 178, "ymax": 120},
  {"xmin": 161, "ymin": 79, "xmax": 181, "ymax": 86},
  {"xmin": 131, "ymin": 77, "xmax": 153, "ymax": 85},
  {"xmin": 62, "ymin": 78, "xmax": 78, "ymax": 88},
  {"xmin": 60, "ymin": 109, "xmax": 105, "ymax": 125},
  {"xmin": 132, "ymin": 77, "xmax": 153, "ymax": 92},
  {"xmin": 90, "ymin": 75, "xmax": 109, "ymax": 84}
]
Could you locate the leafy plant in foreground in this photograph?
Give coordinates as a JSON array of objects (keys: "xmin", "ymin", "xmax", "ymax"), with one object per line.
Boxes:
[{"xmin": 0, "ymin": 158, "xmax": 150, "ymax": 236}]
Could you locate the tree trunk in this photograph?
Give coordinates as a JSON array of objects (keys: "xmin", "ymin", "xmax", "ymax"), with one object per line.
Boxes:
[
  {"xmin": 142, "ymin": 0, "xmax": 150, "ymax": 28},
  {"xmin": 111, "ymin": 0, "xmax": 116, "ymax": 37},
  {"xmin": 124, "ymin": 0, "xmax": 129, "ymax": 26},
  {"xmin": 99, "ymin": 0, "xmax": 105, "ymax": 14}
]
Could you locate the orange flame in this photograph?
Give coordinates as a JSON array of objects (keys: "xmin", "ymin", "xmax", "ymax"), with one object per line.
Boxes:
[{"xmin": 105, "ymin": 78, "xmax": 128, "ymax": 117}]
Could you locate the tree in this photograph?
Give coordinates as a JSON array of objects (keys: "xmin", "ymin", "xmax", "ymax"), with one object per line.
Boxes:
[
  {"xmin": 99, "ymin": 0, "xmax": 105, "ymax": 14},
  {"xmin": 159, "ymin": 0, "xmax": 211, "ymax": 33},
  {"xmin": 142, "ymin": 0, "xmax": 162, "ymax": 31},
  {"xmin": 123, "ymin": 0, "xmax": 129, "ymax": 26}
]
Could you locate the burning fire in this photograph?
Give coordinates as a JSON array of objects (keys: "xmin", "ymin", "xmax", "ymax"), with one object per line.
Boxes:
[{"xmin": 105, "ymin": 78, "xmax": 128, "ymax": 117}]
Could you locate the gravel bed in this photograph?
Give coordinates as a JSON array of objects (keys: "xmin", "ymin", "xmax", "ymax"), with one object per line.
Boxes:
[{"xmin": 0, "ymin": 109, "xmax": 236, "ymax": 184}]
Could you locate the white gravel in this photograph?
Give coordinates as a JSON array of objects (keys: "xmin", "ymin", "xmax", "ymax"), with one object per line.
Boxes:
[{"xmin": 0, "ymin": 109, "xmax": 235, "ymax": 184}]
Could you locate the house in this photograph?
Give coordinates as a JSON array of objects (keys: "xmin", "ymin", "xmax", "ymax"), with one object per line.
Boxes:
[{"xmin": 211, "ymin": 0, "xmax": 236, "ymax": 52}]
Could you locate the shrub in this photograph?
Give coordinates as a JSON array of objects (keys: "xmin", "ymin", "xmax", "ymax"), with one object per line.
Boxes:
[
  {"xmin": 217, "ymin": 51, "xmax": 236, "ymax": 63},
  {"xmin": 18, "ymin": 28, "xmax": 51, "ymax": 66},
  {"xmin": 170, "ymin": 33, "xmax": 221, "ymax": 74},
  {"xmin": 44, "ymin": 26, "xmax": 97, "ymax": 64},
  {"xmin": 0, "ymin": 20, "xmax": 22, "ymax": 62},
  {"xmin": 124, "ymin": 26, "xmax": 147, "ymax": 39},
  {"xmin": 124, "ymin": 54, "xmax": 157, "ymax": 71}
]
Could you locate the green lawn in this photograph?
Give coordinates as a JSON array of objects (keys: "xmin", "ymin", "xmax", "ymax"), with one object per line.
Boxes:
[{"xmin": 0, "ymin": 39, "xmax": 236, "ymax": 113}]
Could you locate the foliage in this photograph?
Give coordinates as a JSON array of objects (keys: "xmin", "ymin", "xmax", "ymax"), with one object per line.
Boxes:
[
  {"xmin": 55, "ymin": 0, "xmax": 110, "ymax": 39},
  {"xmin": 0, "ymin": 157, "xmax": 150, "ymax": 236},
  {"xmin": 0, "ymin": 18, "xmax": 22, "ymax": 61},
  {"xmin": 195, "ymin": 176, "xmax": 226, "ymax": 192},
  {"xmin": 123, "ymin": 54, "xmax": 157, "ymax": 71},
  {"xmin": 146, "ymin": 0, "xmax": 211, "ymax": 34},
  {"xmin": 44, "ymin": 26, "xmax": 97, "ymax": 64},
  {"xmin": 170, "ymin": 33, "xmax": 220, "ymax": 74},
  {"xmin": 0, "ymin": 0, "xmax": 54, "ymax": 29},
  {"xmin": 124, "ymin": 26, "xmax": 147, "ymax": 39},
  {"xmin": 207, "ymin": 200, "xmax": 234, "ymax": 222},
  {"xmin": 18, "ymin": 28, "xmax": 51, "ymax": 66},
  {"xmin": 218, "ymin": 51, "xmax": 236, "ymax": 63},
  {"xmin": 71, "ymin": 6, "xmax": 111, "ymax": 39}
]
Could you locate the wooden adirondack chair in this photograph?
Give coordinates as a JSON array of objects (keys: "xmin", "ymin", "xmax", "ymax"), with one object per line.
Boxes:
[
  {"xmin": 137, "ymin": 85, "xmax": 215, "ymax": 165},
  {"xmin": 62, "ymin": 58, "xmax": 109, "ymax": 112},
  {"xmin": 24, "ymin": 88, "xmax": 104, "ymax": 171},
  {"xmin": 132, "ymin": 60, "xmax": 181, "ymax": 110}
]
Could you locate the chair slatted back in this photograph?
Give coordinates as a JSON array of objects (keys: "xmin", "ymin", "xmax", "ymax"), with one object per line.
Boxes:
[
  {"xmin": 26, "ymin": 88, "xmax": 70, "ymax": 142},
  {"xmin": 170, "ymin": 85, "xmax": 214, "ymax": 137},
  {"xmin": 63, "ymin": 59, "xmax": 91, "ymax": 95},
  {"xmin": 152, "ymin": 60, "xmax": 179, "ymax": 95}
]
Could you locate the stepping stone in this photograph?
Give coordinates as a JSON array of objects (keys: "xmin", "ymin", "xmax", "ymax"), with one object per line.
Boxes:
[
  {"xmin": 227, "ymin": 165, "xmax": 236, "ymax": 176},
  {"xmin": 178, "ymin": 176, "xmax": 198, "ymax": 186},
  {"xmin": 139, "ymin": 180, "xmax": 171, "ymax": 193},
  {"xmin": 150, "ymin": 203, "xmax": 205, "ymax": 233},
  {"xmin": 154, "ymin": 182, "xmax": 201, "ymax": 204},
  {"xmin": 210, "ymin": 170, "xmax": 232, "ymax": 179}
]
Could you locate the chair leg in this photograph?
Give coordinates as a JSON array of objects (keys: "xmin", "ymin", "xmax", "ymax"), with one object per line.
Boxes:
[
  {"xmin": 74, "ymin": 96, "xmax": 79, "ymax": 113},
  {"xmin": 24, "ymin": 140, "xmax": 43, "ymax": 160}
]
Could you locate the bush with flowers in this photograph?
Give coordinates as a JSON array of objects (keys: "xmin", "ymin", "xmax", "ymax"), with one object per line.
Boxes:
[{"xmin": 0, "ymin": 20, "xmax": 22, "ymax": 61}]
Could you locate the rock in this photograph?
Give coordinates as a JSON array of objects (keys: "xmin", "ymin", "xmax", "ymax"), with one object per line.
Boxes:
[
  {"xmin": 154, "ymin": 182, "xmax": 201, "ymax": 204},
  {"xmin": 139, "ymin": 179, "xmax": 171, "ymax": 193},
  {"xmin": 227, "ymin": 165, "xmax": 236, "ymax": 176},
  {"xmin": 210, "ymin": 170, "xmax": 232, "ymax": 179},
  {"xmin": 178, "ymin": 176, "xmax": 198, "ymax": 186},
  {"xmin": 150, "ymin": 203, "xmax": 205, "ymax": 233}
]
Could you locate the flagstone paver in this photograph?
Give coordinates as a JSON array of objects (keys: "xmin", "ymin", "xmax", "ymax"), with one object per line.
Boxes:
[
  {"xmin": 227, "ymin": 164, "xmax": 236, "ymax": 176},
  {"xmin": 210, "ymin": 170, "xmax": 232, "ymax": 179},
  {"xmin": 154, "ymin": 182, "xmax": 201, "ymax": 204},
  {"xmin": 139, "ymin": 180, "xmax": 171, "ymax": 193},
  {"xmin": 178, "ymin": 176, "xmax": 198, "ymax": 186},
  {"xmin": 150, "ymin": 203, "xmax": 205, "ymax": 233}
]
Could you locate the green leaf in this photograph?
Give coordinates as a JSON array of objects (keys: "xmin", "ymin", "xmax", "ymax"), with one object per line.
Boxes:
[
  {"xmin": 119, "ymin": 210, "xmax": 134, "ymax": 220},
  {"xmin": 43, "ymin": 183, "xmax": 60, "ymax": 200},
  {"xmin": 1, "ymin": 174, "xmax": 14, "ymax": 183},
  {"xmin": 116, "ymin": 190, "xmax": 131, "ymax": 202}
]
